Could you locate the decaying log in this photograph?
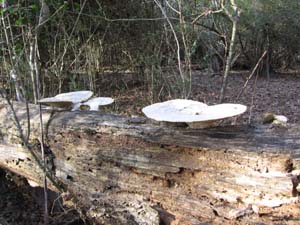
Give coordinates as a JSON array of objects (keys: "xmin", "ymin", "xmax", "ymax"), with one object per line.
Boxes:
[{"xmin": 1, "ymin": 99, "xmax": 300, "ymax": 224}]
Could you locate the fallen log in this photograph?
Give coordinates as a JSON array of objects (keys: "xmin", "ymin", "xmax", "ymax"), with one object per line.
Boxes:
[{"xmin": 1, "ymin": 99, "xmax": 300, "ymax": 224}]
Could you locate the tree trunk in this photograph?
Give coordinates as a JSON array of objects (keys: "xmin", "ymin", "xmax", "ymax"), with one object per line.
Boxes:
[
  {"xmin": 1, "ymin": 99, "xmax": 300, "ymax": 224},
  {"xmin": 219, "ymin": 18, "xmax": 238, "ymax": 102},
  {"xmin": 219, "ymin": 1, "xmax": 241, "ymax": 103}
]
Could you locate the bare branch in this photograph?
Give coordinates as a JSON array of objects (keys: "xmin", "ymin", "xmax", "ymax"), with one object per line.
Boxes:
[
  {"xmin": 165, "ymin": 0, "xmax": 180, "ymax": 14},
  {"xmin": 55, "ymin": 0, "xmax": 88, "ymax": 74},
  {"xmin": 192, "ymin": 8, "xmax": 223, "ymax": 24},
  {"xmin": 153, "ymin": 0, "xmax": 186, "ymax": 97},
  {"xmin": 236, "ymin": 50, "xmax": 267, "ymax": 100}
]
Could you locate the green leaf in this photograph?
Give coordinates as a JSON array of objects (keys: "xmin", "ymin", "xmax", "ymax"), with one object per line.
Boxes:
[
  {"xmin": 8, "ymin": 7, "xmax": 15, "ymax": 14},
  {"xmin": 15, "ymin": 17, "xmax": 24, "ymax": 25},
  {"xmin": 74, "ymin": 2, "xmax": 81, "ymax": 11},
  {"xmin": 30, "ymin": 4, "xmax": 38, "ymax": 11},
  {"xmin": 14, "ymin": 43, "xmax": 23, "ymax": 55}
]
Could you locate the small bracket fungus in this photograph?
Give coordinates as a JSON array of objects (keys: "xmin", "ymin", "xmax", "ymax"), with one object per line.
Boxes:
[
  {"xmin": 79, "ymin": 97, "xmax": 114, "ymax": 111},
  {"xmin": 273, "ymin": 115, "xmax": 288, "ymax": 124},
  {"xmin": 142, "ymin": 99, "xmax": 247, "ymax": 128},
  {"xmin": 39, "ymin": 90, "xmax": 93, "ymax": 110},
  {"xmin": 263, "ymin": 113, "xmax": 288, "ymax": 125}
]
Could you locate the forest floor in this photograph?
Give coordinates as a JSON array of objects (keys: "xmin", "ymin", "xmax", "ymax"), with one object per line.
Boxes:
[
  {"xmin": 109, "ymin": 70, "xmax": 300, "ymax": 124},
  {"xmin": 1, "ymin": 70, "xmax": 300, "ymax": 225}
]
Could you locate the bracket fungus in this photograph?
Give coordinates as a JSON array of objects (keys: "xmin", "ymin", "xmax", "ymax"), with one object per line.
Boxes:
[
  {"xmin": 79, "ymin": 97, "xmax": 114, "ymax": 111},
  {"xmin": 142, "ymin": 99, "xmax": 247, "ymax": 128},
  {"xmin": 273, "ymin": 115, "xmax": 288, "ymax": 124},
  {"xmin": 263, "ymin": 113, "xmax": 288, "ymax": 125},
  {"xmin": 39, "ymin": 91, "xmax": 93, "ymax": 110}
]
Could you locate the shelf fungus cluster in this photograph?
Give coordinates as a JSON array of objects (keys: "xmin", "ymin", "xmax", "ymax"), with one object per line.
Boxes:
[
  {"xmin": 38, "ymin": 91, "xmax": 114, "ymax": 111},
  {"xmin": 142, "ymin": 99, "xmax": 247, "ymax": 128}
]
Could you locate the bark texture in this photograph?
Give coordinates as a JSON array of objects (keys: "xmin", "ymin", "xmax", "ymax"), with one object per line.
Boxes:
[{"xmin": 1, "ymin": 99, "xmax": 300, "ymax": 224}]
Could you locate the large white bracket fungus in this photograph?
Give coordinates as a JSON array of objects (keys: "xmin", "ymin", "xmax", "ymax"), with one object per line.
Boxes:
[
  {"xmin": 79, "ymin": 97, "xmax": 114, "ymax": 111},
  {"xmin": 142, "ymin": 99, "xmax": 247, "ymax": 128},
  {"xmin": 39, "ymin": 90, "xmax": 93, "ymax": 109},
  {"xmin": 39, "ymin": 91, "xmax": 114, "ymax": 112}
]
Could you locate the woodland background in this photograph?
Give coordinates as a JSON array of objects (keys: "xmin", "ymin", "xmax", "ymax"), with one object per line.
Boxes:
[{"xmin": 1, "ymin": 0, "xmax": 300, "ymax": 105}]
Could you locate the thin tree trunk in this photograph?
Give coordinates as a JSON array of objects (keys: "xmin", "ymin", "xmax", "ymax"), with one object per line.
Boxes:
[
  {"xmin": 154, "ymin": 0, "xmax": 186, "ymax": 98},
  {"xmin": 266, "ymin": 35, "xmax": 270, "ymax": 81},
  {"xmin": 36, "ymin": 1, "xmax": 50, "ymax": 223},
  {"xmin": 29, "ymin": 40, "xmax": 38, "ymax": 104},
  {"xmin": 219, "ymin": 0, "xmax": 241, "ymax": 103},
  {"xmin": 219, "ymin": 18, "xmax": 238, "ymax": 103},
  {"xmin": 1, "ymin": 0, "xmax": 25, "ymax": 102}
]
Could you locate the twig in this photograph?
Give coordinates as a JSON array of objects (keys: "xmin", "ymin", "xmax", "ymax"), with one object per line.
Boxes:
[
  {"xmin": 236, "ymin": 50, "xmax": 267, "ymax": 100},
  {"xmin": 38, "ymin": 102, "xmax": 49, "ymax": 224},
  {"xmin": 192, "ymin": 8, "xmax": 223, "ymax": 24},
  {"xmin": 25, "ymin": 100, "xmax": 31, "ymax": 145},
  {"xmin": 57, "ymin": 0, "xmax": 87, "ymax": 73},
  {"xmin": 0, "ymin": 90, "xmax": 26, "ymax": 142},
  {"xmin": 65, "ymin": 10, "xmax": 179, "ymax": 22},
  {"xmin": 0, "ymin": 90, "xmax": 62, "ymax": 187},
  {"xmin": 153, "ymin": 0, "xmax": 186, "ymax": 97},
  {"xmin": 165, "ymin": 0, "xmax": 180, "ymax": 14},
  {"xmin": 248, "ymin": 66, "xmax": 260, "ymax": 124},
  {"xmin": 1, "ymin": 0, "xmax": 25, "ymax": 102}
]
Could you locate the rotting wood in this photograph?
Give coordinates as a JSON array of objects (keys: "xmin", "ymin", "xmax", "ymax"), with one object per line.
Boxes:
[{"xmin": 1, "ymin": 99, "xmax": 300, "ymax": 224}]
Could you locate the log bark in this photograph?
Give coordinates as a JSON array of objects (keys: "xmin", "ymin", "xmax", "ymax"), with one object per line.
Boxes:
[{"xmin": 1, "ymin": 99, "xmax": 300, "ymax": 224}]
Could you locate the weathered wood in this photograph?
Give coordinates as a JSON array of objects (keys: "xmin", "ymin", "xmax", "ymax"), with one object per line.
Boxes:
[{"xmin": 1, "ymin": 99, "xmax": 300, "ymax": 224}]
